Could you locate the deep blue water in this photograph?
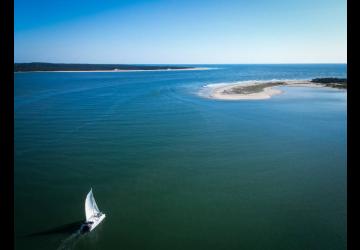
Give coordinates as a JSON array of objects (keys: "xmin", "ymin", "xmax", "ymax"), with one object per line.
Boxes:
[{"xmin": 15, "ymin": 64, "xmax": 346, "ymax": 250}]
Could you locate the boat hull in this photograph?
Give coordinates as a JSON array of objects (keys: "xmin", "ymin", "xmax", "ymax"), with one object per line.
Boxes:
[{"xmin": 88, "ymin": 213, "xmax": 106, "ymax": 232}]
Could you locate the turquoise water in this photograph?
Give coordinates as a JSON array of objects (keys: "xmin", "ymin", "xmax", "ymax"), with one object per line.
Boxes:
[{"xmin": 15, "ymin": 64, "xmax": 347, "ymax": 250}]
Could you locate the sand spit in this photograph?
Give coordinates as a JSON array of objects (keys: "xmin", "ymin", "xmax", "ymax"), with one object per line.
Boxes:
[{"xmin": 202, "ymin": 80, "xmax": 336, "ymax": 100}]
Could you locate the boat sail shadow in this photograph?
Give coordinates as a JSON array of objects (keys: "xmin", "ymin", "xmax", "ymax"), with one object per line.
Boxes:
[
  {"xmin": 23, "ymin": 220, "xmax": 84, "ymax": 237},
  {"xmin": 22, "ymin": 220, "xmax": 85, "ymax": 250}
]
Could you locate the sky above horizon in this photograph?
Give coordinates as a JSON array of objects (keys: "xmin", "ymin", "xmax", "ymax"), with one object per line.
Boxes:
[{"xmin": 14, "ymin": 0, "xmax": 347, "ymax": 64}]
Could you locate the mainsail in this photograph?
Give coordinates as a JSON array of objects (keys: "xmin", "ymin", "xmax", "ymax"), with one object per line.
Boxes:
[{"xmin": 85, "ymin": 188, "xmax": 100, "ymax": 221}]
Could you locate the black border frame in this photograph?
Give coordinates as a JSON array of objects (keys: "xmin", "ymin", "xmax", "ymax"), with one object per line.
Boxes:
[
  {"xmin": 2, "ymin": 0, "xmax": 355, "ymax": 250},
  {"xmin": 0, "ymin": 0, "xmax": 14, "ymax": 248}
]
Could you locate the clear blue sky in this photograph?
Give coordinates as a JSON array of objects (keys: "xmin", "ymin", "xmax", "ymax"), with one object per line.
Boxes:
[{"xmin": 14, "ymin": 0, "xmax": 347, "ymax": 64}]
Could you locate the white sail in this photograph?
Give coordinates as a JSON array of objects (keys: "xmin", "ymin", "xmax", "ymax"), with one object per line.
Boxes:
[{"xmin": 85, "ymin": 188, "xmax": 100, "ymax": 221}]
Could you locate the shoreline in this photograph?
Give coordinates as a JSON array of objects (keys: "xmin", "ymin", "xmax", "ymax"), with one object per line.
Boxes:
[
  {"xmin": 202, "ymin": 80, "xmax": 345, "ymax": 100},
  {"xmin": 14, "ymin": 67, "xmax": 210, "ymax": 73}
]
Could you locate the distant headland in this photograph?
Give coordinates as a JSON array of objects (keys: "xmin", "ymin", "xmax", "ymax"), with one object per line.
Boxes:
[{"xmin": 14, "ymin": 62, "xmax": 204, "ymax": 72}]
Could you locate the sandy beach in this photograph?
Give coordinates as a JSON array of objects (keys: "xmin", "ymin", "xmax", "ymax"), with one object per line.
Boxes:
[{"xmin": 202, "ymin": 80, "xmax": 332, "ymax": 100}]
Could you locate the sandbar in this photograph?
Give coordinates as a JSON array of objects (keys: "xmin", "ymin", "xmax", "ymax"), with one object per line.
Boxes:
[{"xmin": 202, "ymin": 80, "xmax": 339, "ymax": 100}]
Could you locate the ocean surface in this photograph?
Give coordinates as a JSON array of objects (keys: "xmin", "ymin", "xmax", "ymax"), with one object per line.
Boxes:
[{"xmin": 15, "ymin": 64, "xmax": 347, "ymax": 250}]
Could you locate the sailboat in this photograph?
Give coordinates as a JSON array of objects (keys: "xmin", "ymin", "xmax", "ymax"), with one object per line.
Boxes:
[{"xmin": 80, "ymin": 188, "xmax": 106, "ymax": 234}]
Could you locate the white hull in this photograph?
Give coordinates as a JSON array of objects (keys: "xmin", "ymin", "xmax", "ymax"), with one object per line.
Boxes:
[{"xmin": 88, "ymin": 213, "xmax": 106, "ymax": 231}]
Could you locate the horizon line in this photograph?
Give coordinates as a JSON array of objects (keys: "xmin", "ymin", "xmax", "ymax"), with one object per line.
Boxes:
[{"xmin": 14, "ymin": 62, "xmax": 347, "ymax": 65}]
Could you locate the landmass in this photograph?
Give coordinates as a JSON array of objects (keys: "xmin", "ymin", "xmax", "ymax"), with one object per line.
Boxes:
[
  {"xmin": 204, "ymin": 78, "xmax": 347, "ymax": 100},
  {"xmin": 14, "ymin": 62, "xmax": 202, "ymax": 72},
  {"xmin": 310, "ymin": 78, "xmax": 347, "ymax": 89}
]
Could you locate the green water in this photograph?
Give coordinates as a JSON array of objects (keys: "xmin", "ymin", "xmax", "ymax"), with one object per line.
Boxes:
[{"xmin": 15, "ymin": 65, "xmax": 347, "ymax": 250}]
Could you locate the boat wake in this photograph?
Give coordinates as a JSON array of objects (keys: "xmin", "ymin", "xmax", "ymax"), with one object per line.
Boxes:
[
  {"xmin": 22, "ymin": 220, "xmax": 85, "ymax": 250},
  {"xmin": 56, "ymin": 230, "xmax": 83, "ymax": 250},
  {"xmin": 24, "ymin": 220, "xmax": 84, "ymax": 237}
]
